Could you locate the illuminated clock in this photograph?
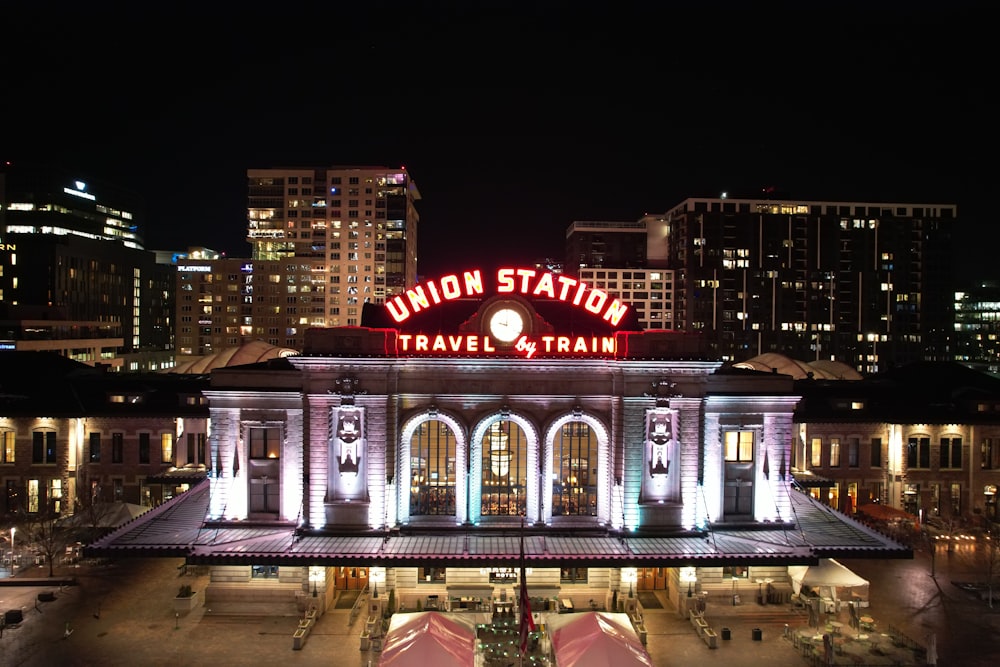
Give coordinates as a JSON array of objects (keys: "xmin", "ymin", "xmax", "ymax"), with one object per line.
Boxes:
[{"xmin": 489, "ymin": 308, "xmax": 524, "ymax": 343}]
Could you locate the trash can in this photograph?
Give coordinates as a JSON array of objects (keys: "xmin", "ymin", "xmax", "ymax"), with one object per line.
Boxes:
[
  {"xmin": 752, "ymin": 627, "xmax": 763, "ymax": 641},
  {"xmin": 721, "ymin": 627, "xmax": 731, "ymax": 641}
]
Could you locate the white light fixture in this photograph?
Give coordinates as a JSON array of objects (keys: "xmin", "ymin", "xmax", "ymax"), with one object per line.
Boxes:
[{"xmin": 489, "ymin": 422, "xmax": 512, "ymax": 477}]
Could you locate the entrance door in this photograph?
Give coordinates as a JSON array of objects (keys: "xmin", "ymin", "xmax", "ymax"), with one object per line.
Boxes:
[
  {"xmin": 336, "ymin": 567, "xmax": 370, "ymax": 590},
  {"xmin": 637, "ymin": 568, "xmax": 667, "ymax": 591},
  {"xmin": 724, "ymin": 462, "xmax": 754, "ymax": 517}
]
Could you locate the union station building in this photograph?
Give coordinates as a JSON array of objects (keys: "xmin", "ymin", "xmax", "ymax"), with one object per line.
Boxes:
[{"xmin": 90, "ymin": 267, "xmax": 908, "ymax": 616}]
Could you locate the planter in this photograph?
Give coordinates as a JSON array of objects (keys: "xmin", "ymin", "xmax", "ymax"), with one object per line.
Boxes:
[{"xmin": 174, "ymin": 591, "xmax": 199, "ymax": 612}]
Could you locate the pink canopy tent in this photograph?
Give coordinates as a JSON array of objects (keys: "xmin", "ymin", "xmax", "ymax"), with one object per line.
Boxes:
[
  {"xmin": 547, "ymin": 611, "xmax": 654, "ymax": 667},
  {"xmin": 378, "ymin": 612, "xmax": 476, "ymax": 667}
]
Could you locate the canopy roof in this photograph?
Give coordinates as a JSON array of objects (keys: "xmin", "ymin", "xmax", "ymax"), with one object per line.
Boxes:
[
  {"xmin": 85, "ymin": 480, "xmax": 912, "ymax": 566},
  {"xmin": 732, "ymin": 353, "xmax": 863, "ymax": 380},
  {"xmin": 788, "ymin": 558, "xmax": 869, "ymax": 595},
  {"xmin": 379, "ymin": 611, "xmax": 476, "ymax": 667},
  {"xmin": 167, "ymin": 340, "xmax": 298, "ymax": 374},
  {"xmin": 547, "ymin": 611, "xmax": 654, "ymax": 667}
]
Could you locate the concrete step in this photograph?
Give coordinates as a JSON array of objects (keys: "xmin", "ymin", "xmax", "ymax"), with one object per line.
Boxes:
[{"xmin": 203, "ymin": 601, "xmax": 300, "ymax": 617}]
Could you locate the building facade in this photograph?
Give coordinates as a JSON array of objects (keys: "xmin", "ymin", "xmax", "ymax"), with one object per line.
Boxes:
[
  {"xmin": 792, "ymin": 362, "xmax": 1000, "ymax": 530},
  {"xmin": 0, "ymin": 163, "xmax": 174, "ymax": 371},
  {"xmin": 90, "ymin": 267, "xmax": 906, "ymax": 621},
  {"xmin": 656, "ymin": 197, "xmax": 956, "ymax": 371},
  {"xmin": 954, "ymin": 281, "xmax": 1000, "ymax": 377},
  {"xmin": 566, "ymin": 220, "xmax": 676, "ymax": 331},
  {"xmin": 0, "ymin": 352, "xmax": 209, "ymax": 521},
  {"xmin": 247, "ymin": 166, "xmax": 420, "ymax": 318},
  {"xmin": 171, "ymin": 166, "xmax": 420, "ymax": 368}
]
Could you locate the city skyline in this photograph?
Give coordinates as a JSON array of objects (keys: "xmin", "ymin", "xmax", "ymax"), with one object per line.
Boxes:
[{"xmin": 4, "ymin": 3, "xmax": 990, "ymax": 281}]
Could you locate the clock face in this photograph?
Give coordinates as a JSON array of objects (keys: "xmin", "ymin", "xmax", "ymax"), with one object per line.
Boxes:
[{"xmin": 489, "ymin": 308, "xmax": 524, "ymax": 343}]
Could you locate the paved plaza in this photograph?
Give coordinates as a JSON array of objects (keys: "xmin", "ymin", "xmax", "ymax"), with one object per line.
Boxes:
[{"xmin": 1, "ymin": 542, "xmax": 998, "ymax": 666}]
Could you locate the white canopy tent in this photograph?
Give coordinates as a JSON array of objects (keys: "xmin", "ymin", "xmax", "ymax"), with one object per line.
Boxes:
[
  {"xmin": 378, "ymin": 611, "xmax": 476, "ymax": 667},
  {"xmin": 546, "ymin": 611, "xmax": 654, "ymax": 667},
  {"xmin": 788, "ymin": 558, "xmax": 870, "ymax": 603}
]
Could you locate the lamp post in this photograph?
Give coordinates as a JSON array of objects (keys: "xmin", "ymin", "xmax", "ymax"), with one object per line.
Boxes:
[
  {"xmin": 680, "ymin": 566, "xmax": 697, "ymax": 598},
  {"xmin": 9, "ymin": 527, "xmax": 14, "ymax": 572}
]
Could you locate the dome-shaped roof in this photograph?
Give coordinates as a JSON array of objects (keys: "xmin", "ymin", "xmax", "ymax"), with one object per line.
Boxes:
[
  {"xmin": 807, "ymin": 359, "xmax": 863, "ymax": 381},
  {"xmin": 167, "ymin": 340, "xmax": 299, "ymax": 374},
  {"xmin": 732, "ymin": 353, "xmax": 862, "ymax": 380}
]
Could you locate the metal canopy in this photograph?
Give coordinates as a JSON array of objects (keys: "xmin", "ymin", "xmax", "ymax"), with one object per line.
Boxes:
[{"xmin": 85, "ymin": 479, "xmax": 911, "ymax": 567}]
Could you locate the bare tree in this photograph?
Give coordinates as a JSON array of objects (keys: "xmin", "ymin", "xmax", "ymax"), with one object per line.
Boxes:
[
  {"xmin": 72, "ymin": 486, "xmax": 121, "ymax": 543},
  {"xmin": 18, "ymin": 510, "xmax": 73, "ymax": 577},
  {"xmin": 985, "ymin": 524, "xmax": 1000, "ymax": 609}
]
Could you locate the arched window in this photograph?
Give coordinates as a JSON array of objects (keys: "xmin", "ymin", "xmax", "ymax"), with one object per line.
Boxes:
[
  {"xmin": 481, "ymin": 420, "xmax": 528, "ymax": 516},
  {"xmin": 409, "ymin": 420, "xmax": 456, "ymax": 516},
  {"xmin": 552, "ymin": 422, "xmax": 597, "ymax": 516}
]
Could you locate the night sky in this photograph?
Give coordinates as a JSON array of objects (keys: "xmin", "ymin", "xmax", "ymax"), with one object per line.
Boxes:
[{"xmin": 4, "ymin": 2, "xmax": 992, "ymax": 283}]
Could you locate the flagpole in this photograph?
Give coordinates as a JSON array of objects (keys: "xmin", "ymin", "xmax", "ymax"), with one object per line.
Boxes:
[{"xmin": 519, "ymin": 518, "xmax": 535, "ymax": 667}]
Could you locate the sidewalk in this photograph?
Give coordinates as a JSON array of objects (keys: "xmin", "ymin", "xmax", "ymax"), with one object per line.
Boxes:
[
  {"xmin": 2, "ymin": 549, "xmax": 998, "ymax": 666},
  {"xmin": 0, "ymin": 559, "xmax": 824, "ymax": 667}
]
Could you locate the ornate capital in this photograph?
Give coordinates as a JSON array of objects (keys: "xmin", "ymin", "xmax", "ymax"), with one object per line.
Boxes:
[
  {"xmin": 329, "ymin": 376, "xmax": 366, "ymax": 405},
  {"xmin": 644, "ymin": 378, "xmax": 681, "ymax": 407}
]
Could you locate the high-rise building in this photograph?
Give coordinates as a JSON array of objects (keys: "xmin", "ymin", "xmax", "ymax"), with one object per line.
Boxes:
[
  {"xmin": 565, "ymin": 220, "xmax": 675, "ymax": 331},
  {"xmin": 0, "ymin": 163, "xmax": 174, "ymax": 371},
  {"xmin": 954, "ymin": 281, "xmax": 1000, "ymax": 377},
  {"xmin": 658, "ymin": 197, "xmax": 955, "ymax": 372},
  {"xmin": 565, "ymin": 220, "xmax": 650, "ymax": 270},
  {"xmin": 246, "ymin": 166, "xmax": 420, "ymax": 326}
]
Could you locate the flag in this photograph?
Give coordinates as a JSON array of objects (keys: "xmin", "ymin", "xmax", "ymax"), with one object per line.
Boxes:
[{"xmin": 519, "ymin": 524, "xmax": 536, "ymax": 655}]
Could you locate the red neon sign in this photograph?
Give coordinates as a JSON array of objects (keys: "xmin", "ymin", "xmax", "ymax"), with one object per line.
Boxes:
[
  {"xmin": 395, "ymin": 334, "xmax": 618, "ymax": 359},
  {"xmin": 385, "ymin": 267, "xmax": 630, "ymax": 326}
]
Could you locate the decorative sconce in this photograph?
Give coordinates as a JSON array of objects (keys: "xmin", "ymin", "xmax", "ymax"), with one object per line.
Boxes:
[
  {"xmin": 621, "ymin": 567, "xmax": 638, "ymax": 597},
  {"xmin": 370, "ymin": 566, "xmax": 386, "ymax": 592},
  {"xmin": 309, "ymin": 565, "xmax": 324, "ymax": 597},
  {"xmin": 680, "ymin": 566, "xmax": 697, "ymax": 597}
]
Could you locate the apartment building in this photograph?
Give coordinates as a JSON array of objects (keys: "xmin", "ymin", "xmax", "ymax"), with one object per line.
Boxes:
[
  {"xmin": 661, "ymin": 197, "xmax": 956, "ymax": 372},
  {"xmin": 565, "ymin": 220, "xmax": 675, "ymax": 331},
  {"xmin": 954, "ymin": 280, "xmax": 1000, "ymax": 377},
  {"xmin": 247, "ymin": 166, "xmax": 420, "ymax": 322}
]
